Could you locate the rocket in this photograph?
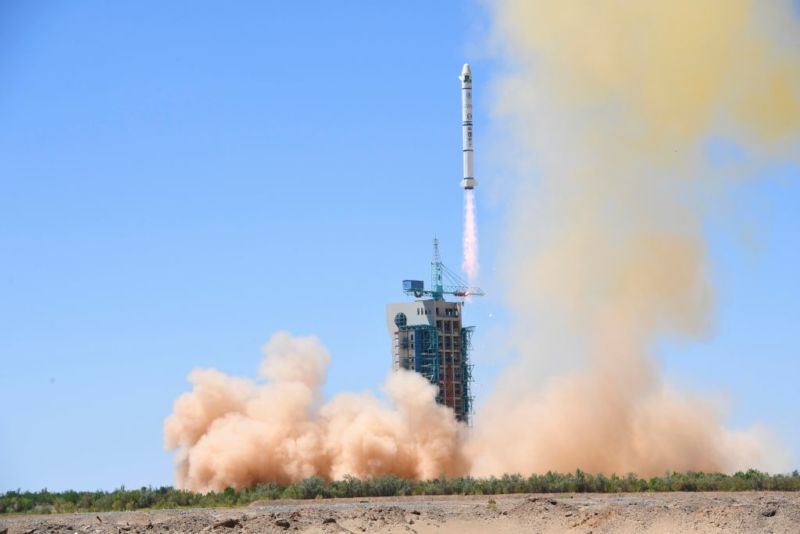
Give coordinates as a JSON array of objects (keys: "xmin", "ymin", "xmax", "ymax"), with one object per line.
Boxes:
[{"xmin": 459, "ymin": 64, "xmax": 477, "ymax": 190}]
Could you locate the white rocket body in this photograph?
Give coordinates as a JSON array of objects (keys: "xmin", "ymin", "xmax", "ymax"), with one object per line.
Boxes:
[{"xmin": 459, "ymin": 64, "xmax": 476, "ymax": 190}]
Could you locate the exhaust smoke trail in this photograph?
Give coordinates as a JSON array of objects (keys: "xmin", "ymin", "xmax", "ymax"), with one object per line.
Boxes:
[
  {"xmin": 469, "ymin": 0, "xmax": 799, "ymax": 476},
  {"xmin": 462, "ymin": 189, "xmax": 479, "ymax": 287}
]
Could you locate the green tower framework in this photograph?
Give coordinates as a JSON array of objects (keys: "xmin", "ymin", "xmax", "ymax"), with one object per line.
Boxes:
[{"xmin": 386, "ymin": 240, "xmax": 482, "ymax": 424}]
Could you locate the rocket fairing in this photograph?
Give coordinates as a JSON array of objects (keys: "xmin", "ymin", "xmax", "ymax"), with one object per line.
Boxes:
[{"xmin": 459, "ymin": 63, "xmax": 477, "ymax": 190}]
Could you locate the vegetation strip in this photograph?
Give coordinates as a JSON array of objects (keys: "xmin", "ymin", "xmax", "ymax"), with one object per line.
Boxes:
[{"xmin": 4, "ymin": 469, "xmax": 799, "ymax": 514}]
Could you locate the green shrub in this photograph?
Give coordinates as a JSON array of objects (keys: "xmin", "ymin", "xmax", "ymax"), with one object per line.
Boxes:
[{"xmin": 2, "ymin": 470, "xmax": 798, "ymax": 514}]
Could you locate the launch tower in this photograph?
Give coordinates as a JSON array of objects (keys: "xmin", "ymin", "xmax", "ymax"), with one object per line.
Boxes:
[{"xmin": 386, "ymin": 239, "xmax": 483, "ymax": 424}]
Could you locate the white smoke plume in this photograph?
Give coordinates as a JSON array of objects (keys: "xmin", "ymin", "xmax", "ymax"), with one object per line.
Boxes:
[
  {"xmin": 164, "ymin": 332, "xmax": 469, "ymax": 492},
  {"xmin": 462, "ymin": 190, "xmax": 480, "ymax": 287}
]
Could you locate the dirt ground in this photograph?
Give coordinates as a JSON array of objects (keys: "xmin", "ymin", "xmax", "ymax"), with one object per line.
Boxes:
[{"xmin": 2, "ymin": 492, "xmax": 798, "ymax": 533}]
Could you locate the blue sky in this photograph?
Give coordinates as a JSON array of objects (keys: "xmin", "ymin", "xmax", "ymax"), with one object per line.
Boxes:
[{"xmin": 1, "ymin": 2, "xmax": 798, "ymax": 491}]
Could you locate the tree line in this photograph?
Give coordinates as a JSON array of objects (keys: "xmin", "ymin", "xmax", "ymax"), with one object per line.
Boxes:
[{"xmin": 3, "ymin": 469, "xmax": 799, "ymax": 514}]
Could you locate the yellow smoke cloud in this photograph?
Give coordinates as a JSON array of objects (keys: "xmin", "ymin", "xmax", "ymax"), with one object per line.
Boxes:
[{"xmin": 469, "ymin": 0, "xmax": 799, "ymax": 476}]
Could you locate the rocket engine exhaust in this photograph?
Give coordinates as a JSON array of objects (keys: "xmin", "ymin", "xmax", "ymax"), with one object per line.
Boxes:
[{"xmin": 462, "ymin": 189, "xmax": 479, "ymax": 287}]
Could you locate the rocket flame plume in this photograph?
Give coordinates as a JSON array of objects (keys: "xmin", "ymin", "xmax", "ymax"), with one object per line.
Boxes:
[{"xmin": 462, "ymin": 190, "xmax": 479, "ymax": 287}]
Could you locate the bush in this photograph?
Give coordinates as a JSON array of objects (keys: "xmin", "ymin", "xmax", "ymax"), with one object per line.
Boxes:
[{"xmin": 2, "ymin": 470, "xmax": 798, "ymax": 514}]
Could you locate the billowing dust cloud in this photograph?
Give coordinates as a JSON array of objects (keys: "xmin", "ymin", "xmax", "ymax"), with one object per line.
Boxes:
[
  {"xmin": 165, "ymin": 2, "xmax": 800, "ymax": 489},
  {"xmin": 164, "ymin": 332, "xmax": 469, "ymax": 492},
  {"xmin": 469, "ymin": 0, "xmax": 799, "ymax": 476}
]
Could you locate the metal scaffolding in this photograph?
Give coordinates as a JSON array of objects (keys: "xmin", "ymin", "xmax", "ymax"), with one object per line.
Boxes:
[
  {"xmin": 460, "ymin": 326, "xmax": 475, "ymax": 423},
  {"xmin": 397, "ymin": 324, "xmax": 440, "ymax": 399}
]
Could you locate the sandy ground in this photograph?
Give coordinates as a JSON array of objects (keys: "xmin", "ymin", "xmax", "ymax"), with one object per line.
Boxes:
[{"xmin": 2, "ymin": 492, "xmax": 799, "ymax": 533}]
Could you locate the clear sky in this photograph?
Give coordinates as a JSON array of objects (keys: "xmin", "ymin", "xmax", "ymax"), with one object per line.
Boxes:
[{"xmin": 1, "ymin": 2, "xmax": 798, "ymax": 491}]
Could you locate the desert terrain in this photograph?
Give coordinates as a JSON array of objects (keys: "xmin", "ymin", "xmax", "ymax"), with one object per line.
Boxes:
[{"xmin": 2, "ymin": 491, "xmax": 799, "ymax": 534}]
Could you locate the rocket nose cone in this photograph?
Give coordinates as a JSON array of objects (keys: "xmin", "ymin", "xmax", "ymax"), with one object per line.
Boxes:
[{"xmin": 459, "ymin": 63, "xmax": 472, "ymax": 83}]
